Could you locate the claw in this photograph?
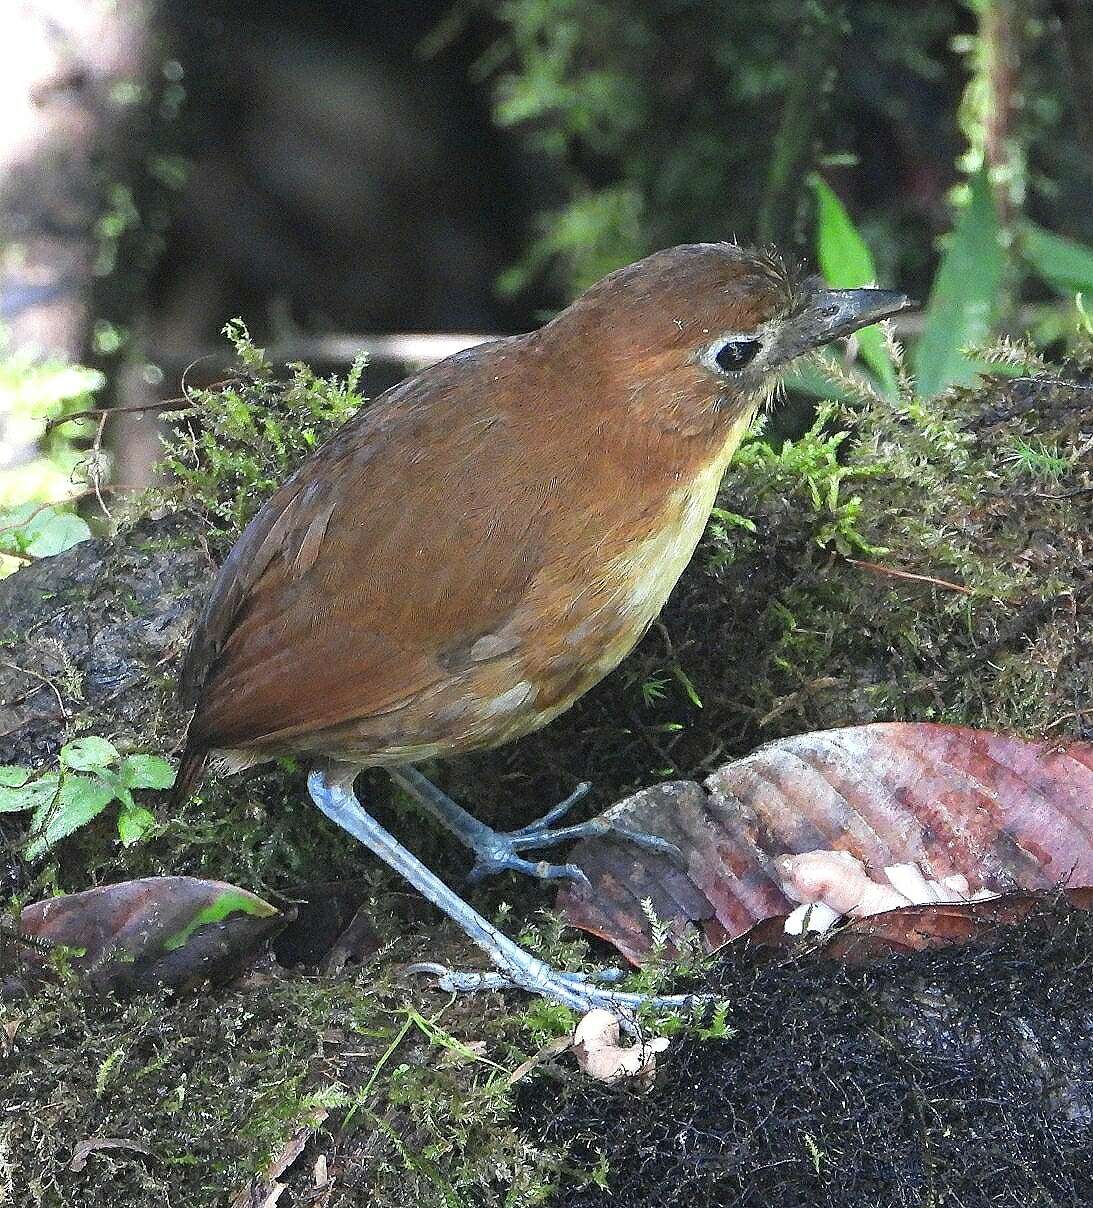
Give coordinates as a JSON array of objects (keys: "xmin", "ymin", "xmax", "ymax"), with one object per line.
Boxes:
[
  {"xmin": 388, "ymin": 767, "xmax": 677, "ymax": 887},
  {"xmin": 313, "ymin": 770, "xmax": 703, "ymax": 1027},
  {"xmin": 511, "ymin": 782, "xmax": 592, "ymax": 835},
  {"xmin": 466, "ymin": 853, "xmax": 591, "ymax": 889}
]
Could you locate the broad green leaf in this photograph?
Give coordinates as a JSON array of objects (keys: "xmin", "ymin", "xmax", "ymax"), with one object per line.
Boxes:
[
  {"xmin": 810, "ymin": 175, "xmax": 898, "ymax": 398},
  {"xmin": 1019, "ymin": 221, "xmax": 1093, "ymax": 295},
  {"xmin": 0, "ymin": 504, "xmax": 91, "ymax": 558},
  {"xmin": 0, "ymin": 768, "xmax": 59, "ymax": 813},
  {"xmin": 91, "ymin": 767, "xmax": 134, "ymax": 810},
  {"xmin": 59, "ymin": 736, "xmax": 119, "ymax": 771},
  {"xmin": 913, "ymin": 169, "xmax": 1004, "ymax": 399},
  {"xmin": 26, "ymin": 775, "xmax": 116, "ymax": 859},
  {"xmin": 118, "ymin": 754, "xmax": 176, "ymax": 790},
  {"xmin": 117, "ymin": 804, "xmax": 156, "ymax": 846}
]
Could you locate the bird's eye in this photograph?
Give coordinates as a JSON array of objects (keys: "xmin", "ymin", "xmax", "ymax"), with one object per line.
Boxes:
[{"xmin": 714, "ymin": 338, "xmax": 762, "ymax": 372}]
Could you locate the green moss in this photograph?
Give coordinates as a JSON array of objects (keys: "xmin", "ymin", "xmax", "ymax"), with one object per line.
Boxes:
[
  {"xmin": 2, "ymin": 326, "xmax": 1090, "ymax": 1205},
  {"xmin": 155, "ymin": 320, "xmax": 367, "ymax": 556},
  {"xmin": 0, "ymin": 958, "xmax": 569, "ymax": 1207}
]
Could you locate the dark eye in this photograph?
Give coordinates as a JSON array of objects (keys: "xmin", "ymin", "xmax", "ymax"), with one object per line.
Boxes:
[{"xmin": 715, "ymin": 338, "xmax": 762, "ymax": 372}]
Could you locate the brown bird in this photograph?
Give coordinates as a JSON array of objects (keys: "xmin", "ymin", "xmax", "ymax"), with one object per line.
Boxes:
[{"xmin": 175, "ymin": 243, "xmax": 912, "ymax": 1015}]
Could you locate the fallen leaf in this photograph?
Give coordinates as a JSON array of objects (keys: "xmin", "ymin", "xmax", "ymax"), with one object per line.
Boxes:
[
  {"xmin": 230, "ymin": 1111, "xmax": 328, "ymax": 1208},
  {"xmin": 740, "ymin": 887, "xmax": 1093, "ymax": 962},
  {"xmin": 9, "ymin": 876, "xmax": 289, "ymax": 993},
  {"xmin": 558, "ymin": 724, "xmax": 1093, "ymax": 963},
  {"xmin": 505, "ymin": 1035, "xmax": 573, "ymax": 1087},
  {"xmin": 572, "ymin": 1009, "xmax": 670, "ymax": 1088}
]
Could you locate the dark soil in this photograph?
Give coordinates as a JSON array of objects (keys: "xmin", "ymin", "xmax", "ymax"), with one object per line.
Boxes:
[{"xmin": 522, "ymin": 900, "xmax": 1093, "ymax": 1208}]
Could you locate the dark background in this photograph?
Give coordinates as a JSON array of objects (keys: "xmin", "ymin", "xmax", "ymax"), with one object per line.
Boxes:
[{"xmin": 2, "ymin": 0, "xmax": 1092, "ymax": 480}]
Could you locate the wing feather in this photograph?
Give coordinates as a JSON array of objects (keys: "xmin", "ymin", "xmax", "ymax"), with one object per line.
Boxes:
[{"xmin": 181, "ymin": 341, "xmax": 548, "ymax": 753}]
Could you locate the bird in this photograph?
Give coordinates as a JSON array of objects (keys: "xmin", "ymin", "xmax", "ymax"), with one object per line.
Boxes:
[{"xmin": 174, "ymin": 242, "xmax": 913, "ymax": 1016}]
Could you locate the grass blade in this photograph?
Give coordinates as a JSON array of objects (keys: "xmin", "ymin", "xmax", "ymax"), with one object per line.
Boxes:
[{"xmin": 913, "ymin": 169, "xmax": 1004, "ymax": 398}]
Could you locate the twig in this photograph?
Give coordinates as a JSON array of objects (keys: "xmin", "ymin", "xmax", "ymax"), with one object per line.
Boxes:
[
  {"xmin": 0, "ymin": 661, "xmax": 69, "ymax": 719},
  {"xmin": 845, "ymin": 558, "xmax": 977, "ymax": 597},
  {"xmin": 89, "ymin": 411, "xmax": 110, "ymax": 520},
  {"xmin": 42, "ymin": 377, "xmax": 240, "ymax": 435}
]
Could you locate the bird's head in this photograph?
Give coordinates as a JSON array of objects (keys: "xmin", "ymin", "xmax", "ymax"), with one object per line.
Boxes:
[{"xmin": 546, "ymin": 242, "xmax": 915, "ymax": 437}]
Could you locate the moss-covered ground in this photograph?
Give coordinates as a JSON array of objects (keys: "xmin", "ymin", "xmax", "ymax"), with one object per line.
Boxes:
[{"xmin": 0, "ymin": 331, "xmax": 1090, "ymax": 1204}]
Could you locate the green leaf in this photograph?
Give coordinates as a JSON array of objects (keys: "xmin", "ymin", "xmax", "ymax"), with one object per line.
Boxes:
[
  {"xmin": 1019, "ymin": 221, "xmax": 1093, "ymax": 295},
  {"xmin": 26, "ymin": 775, "xmax": 117, "ymax": 859},
  {"xmin": 671, "ymin": 665, "xmax": 703, "ymax": 709},
  {"xmin": 810, "ymin": 175, "xmax": 898, "ymax": 397},
  {"xmin": 913, "ymin": 169, "xmax": 1004, "ymax": 399},
  {"xmin": 709, "ymin": 508, "xmax": 757, "ymax": 533},
  {"xmin": 118, "ymin": 754, "xmax": 176, "ymax": 790},
  {"xmin": 91, "ymin": 768, "xmax": 135, "ymax": 810},
  {"xmin": 59, "ymin": 736, "xmax": 119, "ymax": 771},
  {"xmin": 0, "ymin": 504, "xmax": 91, "ymax": 558},
  {"xmin": 117, "ymin": 804, "xmax": 156, "ymax": 846},
  {"xmin": 0, "ymin": 768, "xmax": 59, "ymax": 813}
]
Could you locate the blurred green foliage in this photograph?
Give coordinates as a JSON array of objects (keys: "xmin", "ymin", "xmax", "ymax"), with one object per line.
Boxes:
[
  {"xmin": 482, "ymin": 0, "xmax": 1092, "ymax": 389},
  {"xmin": 0, "ymin": 347, "xmax": 103, "ymax": 574},
  {"xmin": 803, "ymin": 164, "xmax": 1093, "ymax": 403},
  {"xmin": 481, "ymin": 1, "xmax": 967, "ymax": 295}
]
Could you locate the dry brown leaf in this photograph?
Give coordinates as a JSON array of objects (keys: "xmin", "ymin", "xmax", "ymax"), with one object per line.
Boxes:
[
  {"xmin": 8, "ymin": 876, "xmax": 288, "ymax": 993},
  {"xmin": 69, "ymin": 1136, "xmax": 152, "ymax": 1172},
  {"xmin": 559, "ymin": 724, "xmax": 1093, "ymax": 963}
]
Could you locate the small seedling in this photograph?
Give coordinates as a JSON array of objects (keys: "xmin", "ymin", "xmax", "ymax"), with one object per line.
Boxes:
[{"xmin": 0, "ymin": 736, "xmax": 175, "ymax": 858}]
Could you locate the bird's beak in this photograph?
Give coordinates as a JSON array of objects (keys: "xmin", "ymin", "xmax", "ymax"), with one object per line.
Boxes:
[{"xmin": 779, "ymin": 287, "xmax": 917, "ymax": 361}]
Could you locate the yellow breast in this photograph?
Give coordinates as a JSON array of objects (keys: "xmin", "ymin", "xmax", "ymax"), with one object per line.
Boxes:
[{"xmin": 607, "ymin": 407, "xmax": 755, "ymax": 626}]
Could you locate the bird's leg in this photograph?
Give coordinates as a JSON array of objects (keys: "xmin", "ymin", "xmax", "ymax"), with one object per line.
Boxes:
[
  {"xmin": 387, "ymin": 765, "xmax": 682, "ymax": 886},
  {"xmin": 308, "ymin": 768, "xmax": 698, "ymax": 1024}
]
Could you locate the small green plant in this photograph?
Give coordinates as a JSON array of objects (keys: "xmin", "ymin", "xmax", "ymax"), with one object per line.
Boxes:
[
  {"xmin": 0, "ymin": 346, "xmax": 103, "ymax": 575},
  {"xmin": 158, "ymin": 319, "xmax": 367, "ymax": 552},
  {"xmin": 0, "ymin": 736, "xmax": 174, "ymax": 859},
  {"xmin": 521, "ymin": 998, "xmax": 579, "ymax": 1046},
  {"xmin": 1001, "ymin": 436, "xmax": 1074, "ymax": 481},
  {"xmin": 638, "ymin": 672, "xmax": 669, "ymax": 707},
  {"xmin": 731, "ymin": 403, "xmax": 892, "ymax": 558}
]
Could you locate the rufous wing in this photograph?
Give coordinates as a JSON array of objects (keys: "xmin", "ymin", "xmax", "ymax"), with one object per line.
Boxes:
[{"xmin": 181, "ymin": 350, "xmax": 551, "ymax": 754}]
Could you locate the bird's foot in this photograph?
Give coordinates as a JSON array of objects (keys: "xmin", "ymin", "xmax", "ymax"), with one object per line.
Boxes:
[
  {"xmin": 465, "ymin": 783, "xmax": 683, "ymax": 886},
  {"xmin": 407, "ymin": 959, "xmax": 702, "ymax": 1026},
  {"xmin": 386, "ymin": 766, "xmax": 682, "ymax": 888},
  {"xmin": 309, "ymin": 769, "xmax": 702, "ymax": 1029}
]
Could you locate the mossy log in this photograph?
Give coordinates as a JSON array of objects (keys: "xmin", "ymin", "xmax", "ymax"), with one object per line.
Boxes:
[{"xmin": 0, "ymin": 364, "xmax": 1089, "ymax": 1205}]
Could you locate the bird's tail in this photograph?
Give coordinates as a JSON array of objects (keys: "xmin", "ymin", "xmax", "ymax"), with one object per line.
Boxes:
[{"xmin": 170, "ymin": 739, "xmax": 208, "ymax": 810}]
